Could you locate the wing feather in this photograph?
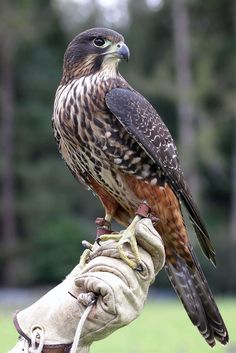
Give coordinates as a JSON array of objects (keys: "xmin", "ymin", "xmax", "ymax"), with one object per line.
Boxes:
[{"xmin": 105, "ymin": 87, "xmax": 216, "ymax": 264}]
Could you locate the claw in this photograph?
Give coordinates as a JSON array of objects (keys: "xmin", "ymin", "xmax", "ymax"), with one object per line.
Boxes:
[
  {"xmin": 135, "ymin": 263, "xmax": 144, "ymax": 272},
  {"xmin": 96, "ymin": 237, "xmax": 101, "ymax": 246},
  {"xmin": 82, "ymin": 240, "xmax": 93, "ymax": 251}
]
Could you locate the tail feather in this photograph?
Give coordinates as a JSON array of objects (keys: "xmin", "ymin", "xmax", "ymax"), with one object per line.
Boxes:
[{"xmin": 165, "ymin": 246, "xmax": 229, "ymax": 347}]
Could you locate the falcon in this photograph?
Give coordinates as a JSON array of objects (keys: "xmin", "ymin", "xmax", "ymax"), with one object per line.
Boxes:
[{"xmin": 52, "ymin": 28, "xmax": 229, "ymax": 346}]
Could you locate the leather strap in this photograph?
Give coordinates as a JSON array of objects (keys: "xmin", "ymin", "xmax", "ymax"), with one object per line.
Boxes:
[
  {"xmin": 13, "ymin": 313, "xmax": 72, "ymax": 353},
  {"xmin": 135, "ymin": 201, "xmax": 151, "ymax": 218},
  {"xmin": 43, "ymin": 347, "xmax": 71, "ymax": 353}
]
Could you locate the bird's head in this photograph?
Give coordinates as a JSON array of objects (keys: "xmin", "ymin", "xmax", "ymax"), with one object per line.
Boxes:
[{"xmin": 62, "ymin": 27, "xmax": 130, "ymax": 82}]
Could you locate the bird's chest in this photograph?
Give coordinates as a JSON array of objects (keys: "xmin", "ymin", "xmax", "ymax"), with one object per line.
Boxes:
[
  {"xmin": 53, "ymin": 77, "xmax": 160, "ymax": 203},
  {"xmin": 53, "ymin": 78, "xmax": 125, "ymax": 190}
]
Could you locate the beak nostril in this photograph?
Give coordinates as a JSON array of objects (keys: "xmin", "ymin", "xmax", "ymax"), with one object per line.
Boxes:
[{"xmin": 117, "ymin": 43, "xmax": 130, "ymax": 61}]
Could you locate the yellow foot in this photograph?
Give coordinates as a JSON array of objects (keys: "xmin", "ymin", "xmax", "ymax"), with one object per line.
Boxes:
[
  {"xmin": 98, "ymin": 215, "xmax": 142, "ymax": 270},
  {"xmin": 79, "ymin": 241, "xmax": 93, "ymax": 268},
  {"xmin": 79, "ymin": 249, "xmax": 90, "ymax": 268}
]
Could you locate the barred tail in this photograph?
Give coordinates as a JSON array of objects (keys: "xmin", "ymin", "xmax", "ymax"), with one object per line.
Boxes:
[{"xmin": 165, "ymin": 246, "xmax": 229, "ymax": 346}]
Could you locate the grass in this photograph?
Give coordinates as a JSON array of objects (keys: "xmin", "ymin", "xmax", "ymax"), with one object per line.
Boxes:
[{"xmin": 1, "ymin": 298, "xmax": 236, "ymax": 353}]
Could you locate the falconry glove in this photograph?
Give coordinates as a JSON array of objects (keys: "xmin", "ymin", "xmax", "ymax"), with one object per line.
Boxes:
[{"xmin": 9, "ymin": 217, "xmax": 165, "ymax": 353}]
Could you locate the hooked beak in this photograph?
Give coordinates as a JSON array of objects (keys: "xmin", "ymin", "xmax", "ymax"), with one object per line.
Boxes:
[{"xmin": 116, "ymin": 43, "xmax": 130, "ymax": 61}]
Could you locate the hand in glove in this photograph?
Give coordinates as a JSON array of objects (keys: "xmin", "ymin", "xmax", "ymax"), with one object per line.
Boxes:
[{"xmin": 9, "ymin": 217, "xmax": 165, "ymax": 353}]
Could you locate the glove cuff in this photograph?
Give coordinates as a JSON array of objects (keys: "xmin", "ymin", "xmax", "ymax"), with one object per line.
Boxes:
[
  {"xmin": 13, "ymin": 312, "xmax": 72, "ymax": 353},
  {"xmin": 13, "ymin": 313, "xmax": 91, "ymax": 353}
]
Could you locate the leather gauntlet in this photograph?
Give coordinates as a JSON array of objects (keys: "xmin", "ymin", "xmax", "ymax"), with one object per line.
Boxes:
[{"xmin": 9, "ymin": 218, "xmax": 165, "ymax": 353}]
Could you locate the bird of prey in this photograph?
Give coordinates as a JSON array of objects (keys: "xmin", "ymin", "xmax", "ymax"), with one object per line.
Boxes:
[{"xmin": 52, "ymin": 28, "xmax": 229, "ymax": 346}]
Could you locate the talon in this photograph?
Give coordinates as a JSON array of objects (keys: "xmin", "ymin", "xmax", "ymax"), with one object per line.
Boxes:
[
  {"xmin": 96, "ymin": 237, "xmax": 101, "ymax": 246},
  {"xmin": 135, "ymin": 263, "xmax": 144, "ymax": 272},
  {"xmin": 82, "ymin": 240, "xmax": 93, "ymax": 250}
]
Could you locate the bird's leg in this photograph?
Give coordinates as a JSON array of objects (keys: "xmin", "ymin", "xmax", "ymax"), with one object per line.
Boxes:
[
  {"xmin": 79, "ymin": 249, "xmax": 90, "ymax": 268},
  {"xmin": 98, "ymin": 215, "xmax": 142, "ymax": 269},
  {"xmin": 95, "ymin": 212, "xmax": 113, "ymax": 238},
  {"xmin": 79, "ymin": 241, "xmax": 93, "ymax": 268},
  {"xmin": 98, "ymin": 201, "xmax": 151, "ymax": 270},
  {"xmin": 117, "ymin": 214, "xmax": 143, "ymax": 269},
  {"xmin": 79, "ymin": 213, "xmax": 113, "ymax": 268}
]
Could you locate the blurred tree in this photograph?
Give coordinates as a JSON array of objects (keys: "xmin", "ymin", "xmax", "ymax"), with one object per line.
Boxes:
[
  {"xmin": 0, "ymin": 0, "xmax": 76, "ymax": 285},
  {"xmin": 29, "ymin": 217, "xmax": 93, "ymax": 284},
  {"xmin": 230, "ymin": 132, "xmax": 236, "ymax": 242},
  {"xmin": 189, "ymin": 0, "xmax": 235, "ymax": 237},
  {"xmin": 0, "ymin": 1, "xmax": 36, "ymax": 285},
  {"xmin": 0, "ymin": 23, "xmax": 17, "ymax": 285},
  {"xmin": 0, "ymin": 0, "xmax": 234, "ymax": 290},
  {"xmin": 229, "ymin": 1, "xmax": 236, "ymax": 242},
  {"xmin": 171, "ymin": 0, "xmax": 200, "ymax": 200}
]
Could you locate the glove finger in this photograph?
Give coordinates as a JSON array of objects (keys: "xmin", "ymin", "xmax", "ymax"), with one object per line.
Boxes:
[{"xmin": 135, "ymin": 218, "xmax": 165, "ymax": 273}]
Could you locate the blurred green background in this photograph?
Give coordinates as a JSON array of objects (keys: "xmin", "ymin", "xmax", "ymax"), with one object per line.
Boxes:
[
  {"xmin": 1, "ymin": 299, "xmax": 236, "ymax": 353},
  {"xmin": 0, "ymin": 0, "xmax": 235, "ymax": 350}
]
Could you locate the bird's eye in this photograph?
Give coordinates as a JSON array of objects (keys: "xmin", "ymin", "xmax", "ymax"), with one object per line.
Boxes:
[{"xmin": 93, "ymin": 37, "xmax": 106, "ymax": 47}]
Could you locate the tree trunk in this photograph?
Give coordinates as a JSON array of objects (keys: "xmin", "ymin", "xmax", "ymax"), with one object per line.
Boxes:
[
  {"xmin": 0, "ymin": 36, "xmax": 18, "ymax": 285},
  {"xmin": 171, "ymin": 0, "xmax": 200, "ymax": 200},
  {"xmin": 229, "ymin": 1, "xmax": 236, "ymax": 242},
  {"xmin": 229, "ymin": 127, "xmax": 236, "ymax": 242}
]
